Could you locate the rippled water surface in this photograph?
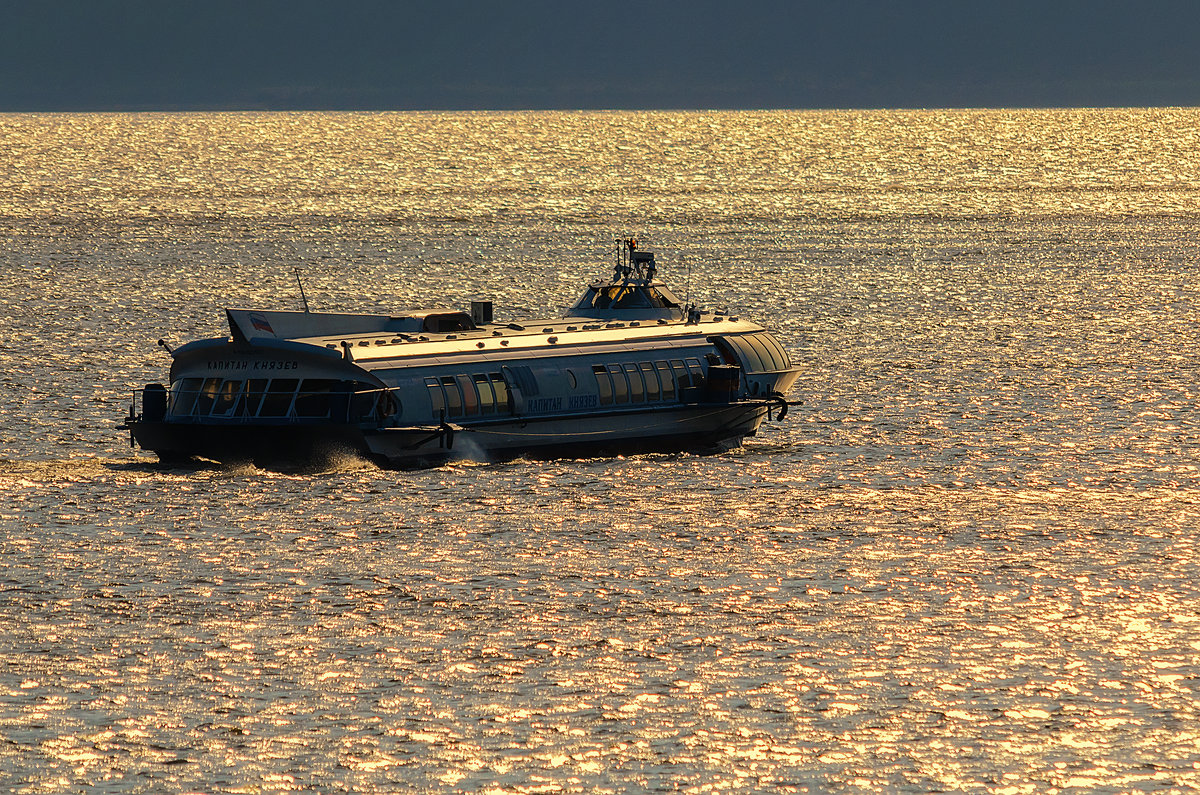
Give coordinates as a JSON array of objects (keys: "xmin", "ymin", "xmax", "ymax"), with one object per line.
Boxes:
[{"xmin": 3, "ymin": 110, "xmax": 1200, "ymax": 792}]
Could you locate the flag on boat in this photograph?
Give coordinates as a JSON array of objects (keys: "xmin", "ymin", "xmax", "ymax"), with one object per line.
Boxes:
[{"xmin": 249, "ymin": 313, "xmax": 274, "ymax": 334}]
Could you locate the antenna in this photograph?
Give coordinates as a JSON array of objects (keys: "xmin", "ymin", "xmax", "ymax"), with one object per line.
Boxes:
[{"xmin": 293, "ymin": 267, "xmax": 310, "ymax": 313}]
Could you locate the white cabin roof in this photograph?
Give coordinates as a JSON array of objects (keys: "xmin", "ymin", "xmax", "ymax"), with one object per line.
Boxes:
[
  {"xmin": 222, "ymin": 242, "xmax": 770, "ymax": 370},
  {"xmin": 286, "ymin": 312, "xmax": 762, "ymax": 370}
]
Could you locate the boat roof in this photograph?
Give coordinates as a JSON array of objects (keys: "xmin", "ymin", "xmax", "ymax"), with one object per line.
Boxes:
[
  {"xmin": 217, "ymin": 241, "xmax": 769, "ymax": 369},
  {"xmin": 290, "ymin": 312, "xmax": 764, "ymax": 369},
  {"xmin": 226, "ymin": 307, "xmax": 475, "ymax": 343}
]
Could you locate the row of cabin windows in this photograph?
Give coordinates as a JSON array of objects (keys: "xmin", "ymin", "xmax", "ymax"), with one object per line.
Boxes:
[
  {"xmin": 426, "ymin": 373, "xmax": 510, "ymax": 419},
  {"xmin": 169, "ymin": 377, "xmax": 383, "ymax": 420},
  {"xmin": 424, "ymin": 358, "xmax": 706, "ymax": 419},
  {"xmin": 592, "ymin": 358, "xmax": 704, "ymax": 406}
]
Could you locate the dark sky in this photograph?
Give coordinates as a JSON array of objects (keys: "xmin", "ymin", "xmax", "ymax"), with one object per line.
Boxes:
[{"xmin": 4, "ymin": 0, "xmax": 1200, "ymax": 110}]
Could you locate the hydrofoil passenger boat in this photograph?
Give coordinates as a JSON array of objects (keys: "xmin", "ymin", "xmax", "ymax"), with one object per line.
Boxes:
[{"xmin": 121, "ymin": 240, "xmax": 800, "ymax": 467}]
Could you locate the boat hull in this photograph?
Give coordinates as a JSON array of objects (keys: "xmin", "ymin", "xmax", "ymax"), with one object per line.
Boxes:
[
  {"xmin": 366, "ymin": 402, "xmax": 771, "ymax": 465},
  {"xmin": 126, "ymin": 401, "xmax": 773, "ymax": 468},
  {"xmin": 126, "ymin": 420, "xmax": 369, "ymax": 467}
]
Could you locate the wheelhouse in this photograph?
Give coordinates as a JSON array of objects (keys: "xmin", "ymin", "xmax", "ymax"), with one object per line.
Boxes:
[{"xmin": 567, "ymin": 246, "xmax": 684, "ymax": 322}]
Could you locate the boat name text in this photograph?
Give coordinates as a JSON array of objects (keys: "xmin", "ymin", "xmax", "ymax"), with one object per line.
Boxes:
[
  {"xmin": 206, "ymin": 359, "xmax": 301, "ymax": 372},
  {"xmin": 568, "ymin": 394, "xmax": 599, "ymax": 410},
  {"xmin": 527, "ymin": 396, "xmax": 563, "ymax": 413},
  {"xmin": 526, "ymin": 395, "xmax": 600, "ymax": 413}
]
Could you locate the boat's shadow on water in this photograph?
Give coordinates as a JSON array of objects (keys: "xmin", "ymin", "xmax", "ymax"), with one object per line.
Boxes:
[{"xmin": 102, "ymin": 449, "xmax": 382, "ymax": 477}]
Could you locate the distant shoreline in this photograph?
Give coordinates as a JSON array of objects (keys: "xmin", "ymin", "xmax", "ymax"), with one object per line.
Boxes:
[{"xmin": 1, "ymin": 104, "xmax": 1198, "ymax": 114}]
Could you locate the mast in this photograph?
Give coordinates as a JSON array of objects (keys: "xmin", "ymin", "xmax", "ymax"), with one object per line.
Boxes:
[{"xmin": 294, "ymin": 267, "xmax": 311, "ymax": 313}]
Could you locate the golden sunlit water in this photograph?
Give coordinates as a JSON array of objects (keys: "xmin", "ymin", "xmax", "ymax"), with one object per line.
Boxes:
[{"xmin": 2, "ymin": 110, "xmax": 1200, "ymax": 792}]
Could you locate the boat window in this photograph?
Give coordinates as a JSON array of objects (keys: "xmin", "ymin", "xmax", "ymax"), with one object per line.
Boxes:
[
  {"xmin": 346, "ymin": 381, "xmax": 381, "ymax": 421},
  {"xmin": 621, "ymin": 287, "xmax": 655, "ymax": 308},
  {"xmin": 244, "ymin": 379, "xmax": 268, "ymax": 417},
  {"xmin": 210, "ymin": 380, "xmax": 244, "ymax": 416},
  {"xmin": 294, "ymin": 379, "xmax": 336, "ymax": 418},
  {"xmin": 670, "ymin": 359, "xmax": 690, "ymax": 388},
  {"xmin": 194, "ymin": 377, "xmax": 222, "ymax": 415},
  {"xmin": 589, "ymin": 286, "xmax": 651, "ymax": 309},
  {"xmin": 425, "ymin": 377, "xmax": 445, "ymax": 415},
  {"xmin": 170, "ymin": 377, "xmax": 203, "ymax": 416},
  {"xmin": 686, "ymin": 358, "xmax": 705, "ymax": 387},
  {"xmin": 607, "ymin": 364, "xmax": 629, "ymax": 403},
  {"xmin": 644, "ymin": 287, "xmax": 678, "ymax": 308},
  {"xmin": 655, "ymin": 362, "xmax": 675, "ymax": 400},
  {"xmin": 640, "ymin": 362, "xmax": 660, "ymax": 400},
  {"xmin": 593, "ymin": 364, "xmax": 613, "ymax": 405},
  {"xmin": 582, "ymin": 285, "xmax": 679, "ymax": 311},
  {"xmin": 259, "ymin": 379, "xmax": 299, "ymax": 417},
  {"xmin": 624, "ymin": 363, "xmax": 644, "ymax": 402},
  {"xmin": 440, "ymin": 376, "xmax": 463, "ymax": 417},
  {"xmin": 579, "ymin": 288, "xmax": 603, "ymax": 309},
  {"xmin": 620, "ymin": 288, "xmax": 650, "ymax": 308},
  {"xmin": 474, "ymin": 374, "xmax": 495, "ymax": 414},
  {"xmin": 566, "ymin": 369, "xmax": 578, "ymax": 390},
  {"xmin": 489, "ymin": 373, "xmax": 510, "ymax": 413},
  {"xmin": 457, "ymin": 374, "xmax": 479, "ymax": 415}
]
